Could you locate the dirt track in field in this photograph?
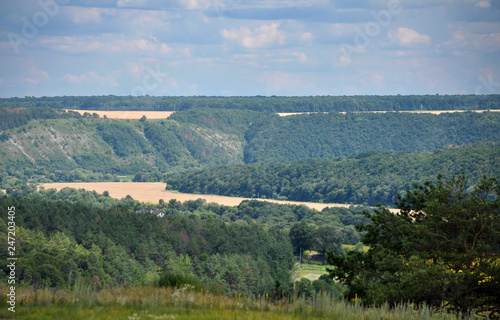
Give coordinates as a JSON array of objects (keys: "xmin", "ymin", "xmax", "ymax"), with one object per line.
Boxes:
[{"xmin": 41, "ymin": 182, "xmax": 399, "ymax": 212}]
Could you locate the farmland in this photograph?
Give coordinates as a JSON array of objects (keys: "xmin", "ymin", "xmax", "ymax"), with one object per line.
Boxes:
[
  {"xmin": 70, "ymin": 109, "xmax": 500, "ymax": 119},
  {"xmin": 66, "ymin": 109, "xmax": 175, "ymax": 119},
  {"xmin": 278, "ymin": 109, "xmax": 500, "ymax": 116},
  {"xmin": 41, "ymin": 182, "xmax": 400, "ymax": 213},
  {"xmin": 1, "ymin": 96, "xmax": 499, "ymax": 319}
]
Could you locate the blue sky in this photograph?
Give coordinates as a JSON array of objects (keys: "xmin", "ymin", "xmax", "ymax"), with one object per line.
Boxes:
[{"xmin": 0, "ymin": 0, "xmax": 499, "ymax": 97}]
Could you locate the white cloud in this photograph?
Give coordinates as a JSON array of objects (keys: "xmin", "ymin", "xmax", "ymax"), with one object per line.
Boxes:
[
  {"xmin": 61, "ymin": 71, "xmax": 119, "ymax": 87},
  {"xmin": 300, "ymin": 32, "xmax": 314, "ymax": 42},
  {"xmin": 39, "ymin": 36, "xmax": 172, "ymax": 56},
  {"xmin": 259, "ymin": 71, "xmax": 301, "ymax": 92},
  {"xmin": 390, "ymin": 27, "xmax": 431, "ymax": 47},
  {"xmin": 436, "ymin": 27, "xmax": 500, "ymax": 56},
  {"xmin": 221, "ymin": 23, "xmax": 286, "ymax": 48},
  {"xmin": 22, "ymin": 65, "xmax": 50, "ymax": 85},
  {"xmin": 474, "ymin": 0, "xmax": 491, "ymax": 9},
  {"xmin": 182, "ymin": 48, "xmax": 191, "ymax": 57},
  {"xmin": 66, "ymin": 7, "xmax": 103, "ymax": 25},
  {"xmin": 292, "ymin": 52, "xmax": 308, "ymax": 63},
  {"xmin": 178, "ymin": 0, "xmax": 211, "ymax": 10},
  {"xmin": 337, "ymin": 54, "xmax": 351, "ymax": 66}
]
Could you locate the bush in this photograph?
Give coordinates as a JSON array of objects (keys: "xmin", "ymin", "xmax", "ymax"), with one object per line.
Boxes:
[{"xmin": 158, "ymin": 272, "xmax": 203, "ymax": 291}]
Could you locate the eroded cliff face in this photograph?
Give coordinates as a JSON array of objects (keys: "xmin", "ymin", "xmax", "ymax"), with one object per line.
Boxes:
[{"xmin": 0, "ymin": 117, "xmax": 246, "ymax": 175}]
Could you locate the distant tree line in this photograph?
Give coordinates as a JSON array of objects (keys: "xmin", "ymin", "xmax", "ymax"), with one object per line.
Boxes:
[
  {"xmin": 0, "ymin": 107, "xmax": 79, "ymax": 131},
  {"xmin": 1, "ymin": 94, "xmax": 499, "ymax": 112}
]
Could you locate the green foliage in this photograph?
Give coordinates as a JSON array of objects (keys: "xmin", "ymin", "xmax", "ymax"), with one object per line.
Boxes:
[
  {"xmin": 1, "ymin": 105, "xmax": 499, "ymax": 189},
  {"xmin": 289, "ymin": 222, "xmax": 315, "ymax": 255},
  {"xmin": 158, "ymin": 272, "xmax": 204, "ymax": 291},
  {"xmin": 169, "ymin": 107, "xmax": 270, "ymax": 139},
  {"xmin": 143, "ymin": 121, "xmax": 197, "ymax": 168},
  {"xmin": 2, "ymin": 94, "xmax": 499, "ymax": 112},
  {"xmin": 2, "ymin": 284, "xmax": 474, "ymax": 320},
  {"xmin": 245, "ymin": 111, "xmax": 500, "ymax": 163},
  {"xmin": 0, "ymin": 196, "xmax": 295, "ymax": 296},
  {"xmin": 0, "ymin": 106, "xmax": 79, "ymax": 130},
  {"xmin": 96, "ymin": 122, "xmax": 149, "ymax": 157},
  {"xmin": 327, "ymin": 175, "xmax": 500, "ymax": 317},
  {"xmin": 167, "ymin": 143, "xmax": 500, "ymax": 206},
  {"xmin": 296, "ymin": 278, "xmax": 314, "ymax": 298}
]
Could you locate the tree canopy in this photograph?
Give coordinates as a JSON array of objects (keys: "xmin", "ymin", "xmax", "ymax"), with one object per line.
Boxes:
[{"xmin": 327, "ymin": 174, "xmax": 500, "ymax": 317}]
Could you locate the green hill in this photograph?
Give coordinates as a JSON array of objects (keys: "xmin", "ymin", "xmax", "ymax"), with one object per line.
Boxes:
[
  {"xmin": 166, "ymin": 143, "xmax": 500, "ymax": 207},
  {"xmin": 0, "ymin": 108, "xmax": 261, "ymax": 185},
  {"xmin": 1, "ymin": 104, "xmax": 499, "ymax": 189},
  {"xmin": 244, "ymin": 111, "xmax": 500, "ymax": 163}
]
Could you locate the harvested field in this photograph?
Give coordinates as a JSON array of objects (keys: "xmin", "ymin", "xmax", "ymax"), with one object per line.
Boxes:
[
  {"xmin": 41, "ymin": 182, "xmax": 400, "ymax": 212},
  {"xmin": 66, "ymin": 109, "xmax": 175, "ymax": 119},
  {"xmin": 278, "ymin": 109, "xmax": 499, "ymax": 116}
]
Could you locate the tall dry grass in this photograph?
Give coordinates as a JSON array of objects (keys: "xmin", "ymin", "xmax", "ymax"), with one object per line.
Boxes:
[{"xmin": 0, "ymin": 282, "xmax": 481, "ymax": 320}]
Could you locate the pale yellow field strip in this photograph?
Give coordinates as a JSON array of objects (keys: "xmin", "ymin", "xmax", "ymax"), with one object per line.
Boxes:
[
  {"xmin": 279, "ymin": 110, "xmax": 499, "ymax": 116},
  {"xmin": 65, "ymin": 109, "xmax": 498, "ymax": 119},
  {"xmin": 41, "ymin": 182, "xmax": 399, "ymax": 213},
  {"xmin": 66, "ymin": 110, "xmax": 175, "ymax": 119}
]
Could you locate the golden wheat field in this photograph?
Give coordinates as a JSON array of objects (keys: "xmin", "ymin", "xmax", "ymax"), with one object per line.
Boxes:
[
  {"xmin": 41, "ymin": 182, "xmax": 400, "ymax": 212},
  {"xmin": 278, "ymin": 110, "xmax": 499, "ymax": 116},
  {"xmin": 66, "ymin": 109, "xmax": 175, "ymax": 119}
]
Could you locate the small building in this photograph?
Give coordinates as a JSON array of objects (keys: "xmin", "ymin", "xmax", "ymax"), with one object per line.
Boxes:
[{"xmin": 136, "ymin": 209, "xmax": 165, "ymax": 218}]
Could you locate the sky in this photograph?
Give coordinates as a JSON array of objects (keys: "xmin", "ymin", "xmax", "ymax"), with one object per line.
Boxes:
[{"xmin": 0, "ymin": 0, "xmax": 499, "ymax": 97}]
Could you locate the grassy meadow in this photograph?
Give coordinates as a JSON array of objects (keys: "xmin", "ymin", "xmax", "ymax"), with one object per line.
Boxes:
[
  {"xmin": 297, "ymin": 264, "xmax": 330, "ymax": 281},
  {"xmin": 0, "ymin": 284, "xmax": 474, "ymax": 320}
]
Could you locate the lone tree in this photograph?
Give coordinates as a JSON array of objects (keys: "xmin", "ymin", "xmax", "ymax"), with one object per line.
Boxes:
[
  {"xmin": 327, "ymin": 175, "xmax": 500, "ymax": 318},
  {"xmin": 289, "ymin": 221, "xmax": 314, "ymax": 256}
]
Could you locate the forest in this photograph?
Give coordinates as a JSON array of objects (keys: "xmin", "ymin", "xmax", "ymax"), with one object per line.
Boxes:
[
  {"xmin": 166, "ymin": 142, "xmax": 499, "ymax": 206},
  {"xmin": 1, "ymin": 94, "xmax": 500, "ymax": 112},
  {"xmin": 0, "ymin": 195, "xmax": 296, "ymax": 296},
  {"xmin": 0, "ymin": 96, "xmax": 499, "ymax": 318},
  {"xmin": 1, "ymin": 106, "xmax": 499, "ymax": 191}
]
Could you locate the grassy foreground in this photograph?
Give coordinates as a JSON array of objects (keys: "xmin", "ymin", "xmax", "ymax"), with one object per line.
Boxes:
[{"xmin": 0, "ymin": 284, "xmax": 477, "ymax": 320}]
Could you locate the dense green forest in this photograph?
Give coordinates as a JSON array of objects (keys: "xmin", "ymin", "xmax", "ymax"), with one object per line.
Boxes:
[
  {"xmin": 166, "ymin": 142, "xmax": 500, "ymax": 206},
  {"xmin": 244, "ymin": 111, "xmax": 500, "ymax": 162},
  {"xmin": 0, "ymin": 196, "xmax": 296, "ymax": 296},
  {"xmin": 0, "ymin": 107, "xmax": 79, "ymax": 131},
  {"xmin": 1, "ymin": 106, "xmax": 499, "ymax": 189},
  {"xmin": 1, "ymin": 94, "xmax": 499, "ymax": 112},
  {"xmin": 1, "ymin": 96, "xmax": 499, "ymax": 318},
  {"xmin": 3, "ymin": 185, "xmax": 368, "ymax": 245}
]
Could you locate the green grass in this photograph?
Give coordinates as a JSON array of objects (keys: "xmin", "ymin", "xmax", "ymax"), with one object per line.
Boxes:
[
  {"xmin": 298, "ymin": 264, "xmax": 331, "ymax": 281},
  {"xmin": 342, "ymin": 244, "xmax": 370, "ymax": 252},
  {"xmin": 0, "ymin": 284, "xmax": 478, "ymax": 320},
  {"xmin": 117, "ymin": 175, "xmax": 135, "ymax": 182}
]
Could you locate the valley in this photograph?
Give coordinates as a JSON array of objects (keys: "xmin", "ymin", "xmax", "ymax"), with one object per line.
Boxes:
[
  {"xmin": 1, "ymin": 95, "xmax": 499, "ymax": 319},
  {"xmin": 41, "ymin": 181, "xmax": 400, "ymax": 213}
]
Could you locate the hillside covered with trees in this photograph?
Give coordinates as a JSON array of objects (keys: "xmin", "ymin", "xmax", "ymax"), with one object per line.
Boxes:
[
  {"xmin": 1, "ymin": 105, "xmax": 499, "ymax": 190},
  {"xmin": 166, "ymin": 143, "xmax": 500, "ymax": 206},
  {"xmin": 1, "ymin": 95, "xmax": 499, "ymax": 318}
]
